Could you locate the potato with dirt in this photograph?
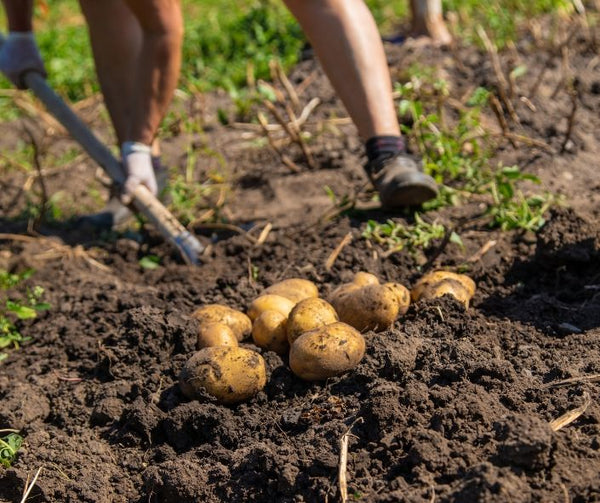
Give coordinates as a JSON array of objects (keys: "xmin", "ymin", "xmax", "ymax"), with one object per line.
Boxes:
[
  {"xmin": 247, "ymin": 294, "xmax": 296, "ymax": 322},
  {"xmin": 411, "ymin": 271, "xmax": 476, "ymax": 308},
  {"xmin": 252, "ymin": 310, "xmax": 289, "ymax": 355},
  {"xmin": 197, "ymin": 322, "xmax": 239, "ymax": 349},
  {"xmin": 192, "ymin": 304, "xmax": 252, "ymax": 341},
  {"xmin": 329, "ymin": 273, "xmax": 410, "ymax": 332},
  {"xmin": 286, "ymin": 297, "xmax": 339, "ymax": 344},
  {"xmin": 179, "ymin": 346, "xmax": 267, "ymax": 404},
  {"xmin": 289, "ymin": 321, "xmax": 365, "ymax": 381},
  {"xmin": 263, "ymin": 278, "xmax": 319, "ymax": 303}
]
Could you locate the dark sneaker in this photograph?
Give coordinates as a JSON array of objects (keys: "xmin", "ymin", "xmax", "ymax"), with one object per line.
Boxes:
[
  {"xmin": 76, "ymin": 158, "xmax": 169, "ymax": 231},
  {"xmin": 365, "ymin": 154, "xmax": 439, "ymax": 208}
]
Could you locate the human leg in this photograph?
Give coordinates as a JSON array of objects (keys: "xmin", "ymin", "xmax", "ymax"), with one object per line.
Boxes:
[{"xmin": 283, "ymin": 0, "xmax": 438, "ymax": 207}]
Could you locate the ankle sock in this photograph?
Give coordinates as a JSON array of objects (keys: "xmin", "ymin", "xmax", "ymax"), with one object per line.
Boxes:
[{"xmin": 365, "ymin": 135, "xmax": 406, "ymax": 165}]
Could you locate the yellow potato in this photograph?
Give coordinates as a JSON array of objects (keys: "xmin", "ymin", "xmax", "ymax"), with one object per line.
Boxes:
[
  {"xmin": 352, "ymin": 272, "xmax": 379, "ymax": 287},
  {"xmin": 330, "ymin": 281, "xmax": 410, "ymax": 332},
  {"xmin": 263, "ymin": 278, "xmax": 319, "ymax": 304},
  {"xmin": 247, "ymin": 294, "xmax": 295, "ymax": 322},
  {"xmin": 411, "ymin": 271, "xmax": 475, "ymax": 302},
  {"xmin": 416, "ymin": 278, "xmax": 473, "ymax": 308},
  {"xmin": 286, "ymin": 297, "xmax": 339, "ymax": 344},
  {"xmin": 191, "ymin": 304, "xmax": 252, "ymax": 341},
  {"xmin": 289, "ymin": 322, "xmax": 365, "ymax": 381},
  {"xmin": 197, "ymin": 322, "xmax": 239, "ymax": 349},
  {"xmin": 252, "ymin": 310, "xmax": 289, "ymax": 355},
  {"xmin": 179, "ymin": 346, "xmax": 267, "ymax": 404}
]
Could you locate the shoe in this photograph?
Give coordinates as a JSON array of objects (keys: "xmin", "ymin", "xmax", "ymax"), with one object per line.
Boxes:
[
  {"xmin": 365, "ymin": 154, "xmax": 439, "ymax": 209},
  {"xmin": 76, "ymin": 158, "xmax": 169, "ymax": 231}
]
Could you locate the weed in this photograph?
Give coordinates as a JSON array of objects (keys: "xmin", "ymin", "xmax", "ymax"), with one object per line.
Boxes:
[
  {"xmin": 139, "ymin": 256, "xmax": 161, "ymax": 270},
  {"xmin": 0, "ymin": 270, "xmax": 50, "ymax": 361},
  {"xmin": 362, "ymin": 214, "xmax": 462, "ymax": 256},
  {"xmin": 0, "ymin": 432, "xmax": 23, "ymax": 468}
]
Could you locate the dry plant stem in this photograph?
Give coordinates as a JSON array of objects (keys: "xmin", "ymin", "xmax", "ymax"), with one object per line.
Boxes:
[
  {"xmin": 0, "ymin": 429, "xmax": 20, "ymax": 434},
  {"xmin": 528, "ymin": 24, "xmax": 579, "ymax": 98},
  {"xmin": 325, "ymin": 232, "xmax": 353, "ymax": 272},
  {"xmin": 549, "ymin": 392, "xmax": 591, "ymax": 431},
  {"xmin": 477, "ymin": 26, "xmax": 519, "ymax": 125},
  {"xmin": 271, "ymin": 60, "xmax": 300, "ymax": 111},
  {"xmin": 338, "ymin": 417, "xmax": 364, "ymax": 503},
  {"xmin": 467, "ymin": 239, "xmax": 497, "ymax": 263},
  {"xmin": 23, "ymin": 125, "xmax": 49, "ymax": 230},
  {"xmin": 489, "ymin": 94, "xmax": 517, "ymax": 149},
  {"xmin": 263, "ymin": 100, "xmax": 316, "ymax": 169},
  {"xmin": 560, "ymin": 83, "xmax": 579, "ymax": 153},
  {"xmin": 296, "ymin": 69, "xmax": 319, "ymax": 96},
  {"xmin": 284, "ymin": 101, "xmax": 316, "ymax": 168},
  {"xmin": 0, "ymin": 233, "xmax": 111, "ymax": 272},
  {"xmin": 194, "ymin": 223, "xmax": 258, "ymax": 244},
  {"xmin": 544, "ymin": 374, "xmax": 600, "ymax": 388},
  {"xmin": 493, "ymin": 131, "xmax": 553, "ymax": 152},
  {"xmin": 20, "ymin": 466, "xmax": 43, "ymax": 503},
  {"xmin": 257, "ymin": 112, "xmax": 301, "ymax": 173},
  {"xmin": 255, "ymin": 222, "xmax": 273, "ymax": 246}
]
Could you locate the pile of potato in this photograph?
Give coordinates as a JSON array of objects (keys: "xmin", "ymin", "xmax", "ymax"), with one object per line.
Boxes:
[{"xmin": 179, "ymin": 271, "xmax": 475, "ymax": 404}]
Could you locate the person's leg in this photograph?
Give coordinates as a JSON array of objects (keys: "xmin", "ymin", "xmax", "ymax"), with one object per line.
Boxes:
[
  {"xmin": 2, "ymin": 0, "xmax": 34, "ymax": 31},
  {"xmin": 284, "ymin": 0, "xmax": 397, "ymax": 139},
  {"xmin": 410, "ymin": 0, "xmax": 452, "ymax": 46},
  {"xmin": 283, "ymin": 0, "xmax": 438, "ymax": 207},
  {"xmin": 78, "ymin": 0, "xmax": 142, "ymax": 146}
]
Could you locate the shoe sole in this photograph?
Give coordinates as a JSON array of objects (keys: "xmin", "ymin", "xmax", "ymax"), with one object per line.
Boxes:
[{"xmin": 379, "ymin": 172, "xmax": 439, "ymax": 208}]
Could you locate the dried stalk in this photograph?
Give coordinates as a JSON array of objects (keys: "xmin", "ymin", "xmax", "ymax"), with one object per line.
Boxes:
[
  {"xmin": 325, "ymin": 232, "xmax": 353, "ymax": 272},
  {"xmin": 560, "ymin": 82, "xmax": 579, "ymax": 153},
  {"xmin": 257, "ymin": 112, "xmax": 301, "ymax": 173},
  {"xmin": 489, "ymin": 94, "xmax": 517, "ymax": 148},
  {"xmin": 544, "ymin": 374, "xmax": 600, "ymax": 389},
  {"xmin": 271, "ymin": 59, "xmax": 300, "ymax": 111},
  {"xmin": 466, "ymin": 240, "xmax": 497, "ymax": 263},
  {"xmin": 338, "ymin": 418, "xmax": 363, "ymax": 503},
  {"xmin": 549, "ymin": 392, "xmax": 591, "ymax": 431},
  {"xmin": 20, "ymin": 466, "xmax": 43, "ymax": 503},
  {"xmin": 477, "ymin": 26, "xmax": 519, "ymax": 125}
]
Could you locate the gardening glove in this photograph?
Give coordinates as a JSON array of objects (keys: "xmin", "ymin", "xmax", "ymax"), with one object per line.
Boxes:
[
  {"xmin": 0, "ymin": 32, "xmax": 47, "ymax": 89},
  {"xmin": 121, "ymin": 141, "xmax": 158, "ymax": 205}
]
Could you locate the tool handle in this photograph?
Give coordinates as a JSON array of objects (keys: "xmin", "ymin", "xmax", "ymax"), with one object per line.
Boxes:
[{"xmin": 18, "ymin": 70, "xmax": 203, "ymax": 264}]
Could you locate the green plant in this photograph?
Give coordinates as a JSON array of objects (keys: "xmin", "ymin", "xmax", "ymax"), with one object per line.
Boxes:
[
  {"xmin": 0, "ymin": 270, "xmax": 50, "ymax": 361},
  {"xmin": 362, "ymin": 213, "xmax": 462, "ymax": 255},
  {"xmin": 0, "ymin": 432, "xmax": 23, "ymax": 468},
  {"xmin": 486, "ymin": 166, "xmax": 556, "ymax": 231}
]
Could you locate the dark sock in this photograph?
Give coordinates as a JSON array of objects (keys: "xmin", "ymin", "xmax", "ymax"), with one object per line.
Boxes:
[{"xmin": 365, "ymin": 135, "xmax": 406, "ymax": 165}]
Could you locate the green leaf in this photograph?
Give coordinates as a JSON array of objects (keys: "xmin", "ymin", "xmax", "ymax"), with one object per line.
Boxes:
[
  {"xmin": 139, "ymin": 256, "xmax": 161, "ymax": 270},
  {"xmin": 6, "ymin": 301, "xmax": 37, "ymax": 320},
  {"xmin": 0, "ymin": 433, "xmax": 23, "ymax": 468}
]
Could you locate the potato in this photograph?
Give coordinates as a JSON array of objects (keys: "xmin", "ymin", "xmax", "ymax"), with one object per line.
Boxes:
[
  {"xmin": 247, "ymin": 294, "xmax": 295, "ymax": 322},
  {"xmin": 352, "ymin": 272, "xmax": 379, "ymax": 287},
  {"xmin": 192, "ymin": 304, "xmax": 252, "ymax": 341},
  {"xmin": 179, "ymin": 346, "xmax": 266, "ymax": 404},
  {"xmin": 416, "ymin": 278, "xmax": 473, "ymax": 308},
  {"xmin": 197, "ymin": 322, "xmax": 239, "ymax": 349},
  {"xmin": 411, "ymin": 271, "xmax": 476, "ymax": 307},
  {"xmin": 330, "ymin": 279, "xmax": 410, "ymax": 333},
  {"xmin": 286, "ymin": 297, "xmax": 339, "ymax": 344},
  {"xmin": 263, "ymin": 278, "xmax": 319, "ymax": 304},
  {"xmin": 289, "ymin": 322, "xmax": 365, "ymax": 381},
  {"xmin": 411, "ymin": 271, "xmax": 475, "ymax": 301},
  {"xmin": 252, "ymin": 310, "xmax": 289, "ymax": 355}
]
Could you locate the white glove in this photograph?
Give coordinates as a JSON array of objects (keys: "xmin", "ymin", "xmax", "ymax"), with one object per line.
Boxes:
[
  {"xmin": 121, "ymin": 141, "xmax": 158, "ymax": 204},
  {"xmin": 0, "ymin": 32, "xmax": 47, "ymax": 89}
]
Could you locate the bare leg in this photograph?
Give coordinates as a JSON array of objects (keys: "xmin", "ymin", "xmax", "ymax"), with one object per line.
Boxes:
[
  {"xmin": 283, "ymin": 0, "xmax": 399, "ymax": 139},
  {"xmin": 78, "ymin": 0, "xmax": 142, "ymax": 145},
  {"xmin": 410, "ymin": 0, "xmax": 452, "ymax": 46},
  {"xmin": 78, "ymin": 0, "xmax": 182, "ymax": 146},
  {"xmin": 2, "ymin": 0, "xmax": 34, "ymax": 31}
]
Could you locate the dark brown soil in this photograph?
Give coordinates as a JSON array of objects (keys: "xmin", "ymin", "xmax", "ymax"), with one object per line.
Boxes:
[{"xmin": 2, "ymin": 19, "xmax": 600, "ymax": 503}]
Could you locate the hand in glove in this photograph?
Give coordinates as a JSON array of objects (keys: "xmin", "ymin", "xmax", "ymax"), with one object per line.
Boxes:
[
  {"xmin": 121, "ymin": 141, "xmax": 158, "ymax": 204},
  {"xmin": 0, "ymin": 32, "xmax": 47, "ymax": 89}
]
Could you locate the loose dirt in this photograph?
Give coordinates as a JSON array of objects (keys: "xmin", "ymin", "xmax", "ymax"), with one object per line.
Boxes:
[{"xmin": 1, "ymin": 19, "xmax": 600, "ymax": 503}]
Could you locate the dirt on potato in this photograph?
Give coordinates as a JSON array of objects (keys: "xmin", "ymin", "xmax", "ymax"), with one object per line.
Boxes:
[{"xmin": 1, "ymin": 17, "xmax": 600, "ymax": 503}]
